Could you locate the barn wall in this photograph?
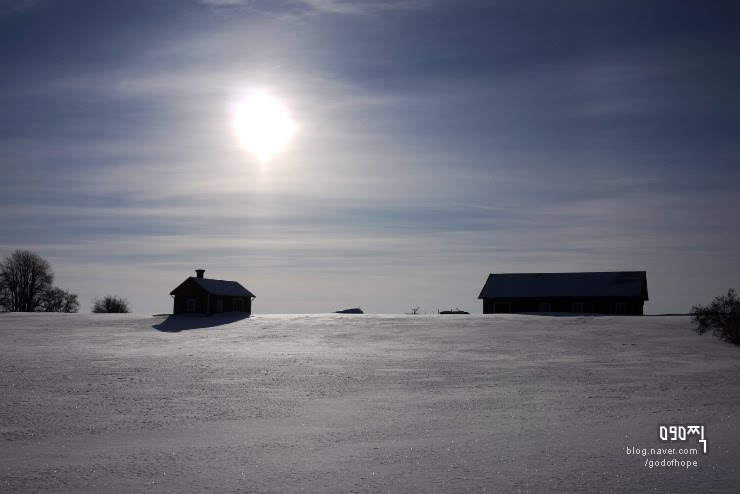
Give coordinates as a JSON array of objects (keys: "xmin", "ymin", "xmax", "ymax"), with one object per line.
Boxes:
[
  {"xmin": 172, "ymin": 280, "xmax": 208, "ymax": 314},
  {"xmin": 482, "ymin": 298, "xmax": 644, "ymax": 315},
  {"xmin": 206, "ymin": 296, "xmax": 252, "ymax": 314}
]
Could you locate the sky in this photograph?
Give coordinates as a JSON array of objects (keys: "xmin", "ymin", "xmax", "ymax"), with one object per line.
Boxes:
[{"xmin": 1, "ymin": 0, "xmax": 739, "ymax": 314}]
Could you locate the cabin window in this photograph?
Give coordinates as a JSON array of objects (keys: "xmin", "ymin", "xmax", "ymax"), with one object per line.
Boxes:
[
  {"xmin": 539, "ymin": 302, "xmax": 552, "ymax": 312},
  {"xmin": 493, "ymin": 302, "xmax": 511, "ymax": 313},
  {"xmin": 186, "ymin": 299, "xmax": 196, "ymax": 312},
  {"xmin": 233, "ymin": 299, "xmax": 243, "ymax": 312},
  {"xmin": 615, "ymin": 303, "xmax": 627, "ymax": 314},
  {"xmin": 571, "ymin": 303, "xmax": 584, "ymax": 313},
  {"xmin": 216, "ymin": 300, "xmax": 224, "ymax": 313}
]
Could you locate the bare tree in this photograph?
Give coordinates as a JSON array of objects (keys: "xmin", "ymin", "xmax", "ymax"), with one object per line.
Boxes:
[
  {"xmin": 41, "ymin": 287, "xmax": 80, "ymax": 313},
  {"xmin": 0, "ymin": 249, "xmax": 55, "ymax": 312},
  {"xmin": 92, "ymin": 295, "xmax": 131, "ymax": 313},
  {"xmin": 691, "ymin": 288, "xmax": 740, "ymax": 346}
]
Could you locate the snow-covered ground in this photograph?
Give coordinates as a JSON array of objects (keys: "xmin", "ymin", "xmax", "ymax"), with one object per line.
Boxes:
[{"xmin": 1, "ymin": 313, "xmax": 738, "ymax": 493}]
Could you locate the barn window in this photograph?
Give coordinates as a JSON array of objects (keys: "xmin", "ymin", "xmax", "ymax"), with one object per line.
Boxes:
[
  {"xmin": 615, "ymin": 303, "xmax": 627, "ymax": 314},
  {"xmin": 571, "ymin": 303, "xmax": 584, "ymax": 313},
  {"xmin": 186, "ymin": 299, "xmax": 196, "ymax": 312},
  {"xmin": 539, "ymin": 302, "xmax": 552, "ymax": 312}
]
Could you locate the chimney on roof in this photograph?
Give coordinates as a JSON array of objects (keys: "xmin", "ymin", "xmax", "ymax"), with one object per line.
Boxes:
[{"xmin": 195, "ymin": 269, "xmax": 205, "ymax": 279}]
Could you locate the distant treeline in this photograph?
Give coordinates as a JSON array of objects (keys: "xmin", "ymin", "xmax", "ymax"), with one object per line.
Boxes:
[{"xmin": 0, "ymin": 249, "xmax": 129, "ymax": 313}]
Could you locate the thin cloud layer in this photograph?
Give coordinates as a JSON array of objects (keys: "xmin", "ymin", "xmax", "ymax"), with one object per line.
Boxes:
[
  {"xmin": 199, "ymin": 0, "xmax": 427, "ymax": 15},
  {"xmin": 0, "ymin": 0, "xmax": 42, "ymax": 14}
]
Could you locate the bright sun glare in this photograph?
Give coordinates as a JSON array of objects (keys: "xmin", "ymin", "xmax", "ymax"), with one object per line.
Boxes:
[{"xmin": 232, "ymin": 90, "xmax": 296, "ymax": 164}]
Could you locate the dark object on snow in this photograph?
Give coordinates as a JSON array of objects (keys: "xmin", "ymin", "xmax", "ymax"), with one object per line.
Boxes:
[
  {"xmin": 335, "ymin": 308, "xmax": 364, "ymax": 314},
  {"xmin": 690, "ymin": 288, "xmax": 740, "ymax": 345},
  {"xmin": 170, "ymin": 269, "xmax": 255, "ymax": 315},
  {"xmin": 439, "ymin": 309, "xmax": 469, "ymax": 315},
  {"xmin": 478, "ymin": 271, "xmax": 648, "ymax": 315}
]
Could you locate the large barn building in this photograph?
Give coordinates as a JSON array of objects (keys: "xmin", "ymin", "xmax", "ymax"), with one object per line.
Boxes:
[
  {"xmin": 478, "ymin": 271, "xmax": 648, "ymax": 315},
  {"xmin": 170, "ymin": 269, "xmax": 255, "ymax": 315}
]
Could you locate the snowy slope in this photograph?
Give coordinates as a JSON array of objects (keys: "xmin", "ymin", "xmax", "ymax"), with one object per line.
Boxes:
[{"xmin": 1, "ymin": 313, "xmax": 738, "ymax": 493}]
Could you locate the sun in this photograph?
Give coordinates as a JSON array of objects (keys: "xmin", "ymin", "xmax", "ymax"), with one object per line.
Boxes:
[{"xmin": 232, "ymin": 90, "xmax": 296, "ymax": 164}]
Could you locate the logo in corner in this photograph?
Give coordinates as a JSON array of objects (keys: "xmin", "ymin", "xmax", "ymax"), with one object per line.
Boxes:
[{"xmin": 658, "ymin": 424, "xmax": 707, "ymax": 454}]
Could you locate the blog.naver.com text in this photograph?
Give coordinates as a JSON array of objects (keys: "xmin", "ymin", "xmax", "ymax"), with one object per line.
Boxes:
[
  {"xmin": 626, "ymin": 447, "xmax": 700, "ymax": 468},
  {"xmin": 626, "ymin": 424, "xmax": 707, "ymax": 469}
]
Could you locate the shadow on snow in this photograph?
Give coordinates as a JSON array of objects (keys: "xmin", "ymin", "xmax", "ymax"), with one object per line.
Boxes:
[{"xmin": 152, "ymin": 313, "xmax": 250, "ymax": 332}]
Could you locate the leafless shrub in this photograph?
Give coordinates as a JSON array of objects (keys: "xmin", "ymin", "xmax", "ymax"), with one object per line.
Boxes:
[
  {"xmin": 690, "ymin": 289, "xmax": 740, "ymax": 345},
  {"xmin": 92, "ymin": 295, "xmax": 131, "ymax": 313}
]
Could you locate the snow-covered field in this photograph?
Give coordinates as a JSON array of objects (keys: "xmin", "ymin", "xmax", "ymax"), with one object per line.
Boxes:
[{"xmin": 1, "ymin": 313, "xmax": 738, "ymax": 493}]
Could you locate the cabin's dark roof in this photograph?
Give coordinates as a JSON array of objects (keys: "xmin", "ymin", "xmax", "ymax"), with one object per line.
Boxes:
[
  {"xmin": 171, "ymin": 277, "xmax": 255, "ymax": 298},
  {"xmin": 478, "ymin": 271, "xmax": 648, "ymax": 300}
]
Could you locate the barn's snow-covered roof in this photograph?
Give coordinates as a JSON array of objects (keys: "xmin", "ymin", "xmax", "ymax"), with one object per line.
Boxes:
[
  {"xmin": 193, "ymin": 277, "xmax": 255, "ymax": 298},
  {"xmin": 171, "ymin": 277, "xmax": 255, "ymax": 298},
  {"xmin": 478, "ymin": 271, "xmax": 648, "ymax": 300}
]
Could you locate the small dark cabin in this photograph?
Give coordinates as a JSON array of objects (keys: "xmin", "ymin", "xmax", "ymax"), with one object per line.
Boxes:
[
  {"xmin": 478, "ymin": 271, "xmax": 648, "ymax": 315},
  {"xmin": 170, "ymin": 269, "xmax": 256, "ymax": 315}
]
